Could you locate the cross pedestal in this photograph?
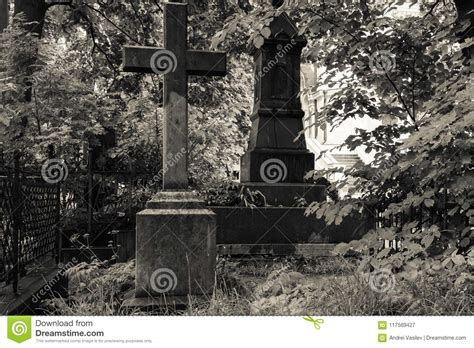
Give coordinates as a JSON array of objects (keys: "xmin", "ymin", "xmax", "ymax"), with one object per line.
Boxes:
[
  {"xmin": 121, "ymin": 2, "xmax": 226, "ymax": 305},
  {"xmin": 134, "ymin": 191, "xmax": 216, "ymax": 299}
]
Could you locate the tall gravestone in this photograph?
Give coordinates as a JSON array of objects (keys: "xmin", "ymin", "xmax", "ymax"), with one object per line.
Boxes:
[
  {"xmin": 240, "ymin": 5, "xmax": 325, "ymax": 205},
  {"xmin": 121, "ymin": 2, "xmax": 226, "ymax": 305}
]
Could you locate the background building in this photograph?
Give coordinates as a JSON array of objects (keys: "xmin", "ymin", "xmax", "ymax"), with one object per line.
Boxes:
[{"xmin": 301, "ymin": 2, "xmax": 421, "ymax": 174}]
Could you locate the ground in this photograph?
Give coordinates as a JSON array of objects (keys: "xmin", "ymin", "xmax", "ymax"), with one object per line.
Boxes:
[{"xmin": 43, "ymin": 257, "xmax": 473, "ymax": 316}]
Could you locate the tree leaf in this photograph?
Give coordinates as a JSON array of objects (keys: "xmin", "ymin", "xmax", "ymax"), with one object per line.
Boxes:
[{"xmin": 421, "ymin": 235, "xmax": 434, "ymax": 248}]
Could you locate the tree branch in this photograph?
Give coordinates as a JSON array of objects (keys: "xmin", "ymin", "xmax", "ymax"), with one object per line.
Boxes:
[
  {"xmin": 74, "ymin": 4, "xmax": 118, "ymax": 77},
  {"xmin": 307, "ymin": 9, "xmax": 360, "ymax": 43},
  {"xmin": 129, "ymin": 0, "xmax": 150, "ymax": 43},
  {"xmin": 424, "ymin": 0, "xmax": 442, "ymax": 18},
  {"xmin": 84, "ymin": 3, "xmax": 141, "ymax": 45},
  {"xmin": 384, "ymin": 71, "xmax": 418, "ymax": 130},
  {"xmin": 362, "ymin": 4, "xmax": 418, "ymax": 129}
]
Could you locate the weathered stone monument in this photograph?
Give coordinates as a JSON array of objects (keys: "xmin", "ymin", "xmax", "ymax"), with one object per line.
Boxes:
[
  {"xmin": 240, "ymin": 3, "xmax": 325, "ymax": 206},
  {"xmin": 209, "ymin": 2, "xmax": 355, "ymax": 251},
  {"xmin": 121, "ymin": 2, "xmax": 226, "ymax": 304}
]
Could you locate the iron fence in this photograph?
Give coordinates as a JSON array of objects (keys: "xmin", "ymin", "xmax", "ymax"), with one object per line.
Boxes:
[
  {"xmin": 0, "ymin": 167, "xmax": 60, "ymax": 293},
  {"xmin": 372, "ymin": 190, "xmax": 468, "ymax": 251}
]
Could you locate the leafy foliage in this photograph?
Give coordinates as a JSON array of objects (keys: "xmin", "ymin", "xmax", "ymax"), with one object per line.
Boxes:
[
  {"xmin": 211, "ymin": 0, "xmax": 473, "ymax": 288},
  {"xmin": 1, "ymin": 1, "xmax": 252, "ymax": 189}
]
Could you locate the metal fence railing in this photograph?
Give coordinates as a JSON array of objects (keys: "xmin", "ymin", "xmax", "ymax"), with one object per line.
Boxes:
[
  {"xmin": 372, "ymin": 190, "xmax": 468, "ymax": 251},
  {"xmin": 0, "ymin": 168, "xmax": 60, "ymax": 293}
]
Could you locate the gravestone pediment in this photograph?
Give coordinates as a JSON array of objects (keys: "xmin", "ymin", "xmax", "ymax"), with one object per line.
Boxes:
[{"xmin": 269, "ymin": 12, "xmax": 306, "ymax": 44}]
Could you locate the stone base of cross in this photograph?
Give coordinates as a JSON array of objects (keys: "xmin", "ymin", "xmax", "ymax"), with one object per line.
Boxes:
[{"xmin": 121, "ymin": 2, "xmax": 226, "ymax": 304}]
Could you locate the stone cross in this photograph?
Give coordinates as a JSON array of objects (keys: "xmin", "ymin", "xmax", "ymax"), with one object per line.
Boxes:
[
  {"xmin": 122, "ymin": 2, "xmax": 226, "ymax": 190},
  {"xmin": 121, "ymin": 1, "xmax": 223, "ymax": 304}
]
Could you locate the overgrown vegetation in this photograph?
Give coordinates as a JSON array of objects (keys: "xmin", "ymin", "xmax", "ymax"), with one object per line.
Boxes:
[{"xmin": 44, "ymin": 257, "xmax": 472, "ymax": 315}]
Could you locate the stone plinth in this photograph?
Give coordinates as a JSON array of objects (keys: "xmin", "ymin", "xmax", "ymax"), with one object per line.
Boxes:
[
  {"xmin": 135, "ymin": 191, "xmax": 216, "ymax": 298},
  {"xmin": 211, "ymin": 206, "xmax": 370, "ymax": 245}
]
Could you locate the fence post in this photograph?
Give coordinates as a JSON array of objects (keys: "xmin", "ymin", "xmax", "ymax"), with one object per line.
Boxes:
[
  {"xmin": 87, "ymin": 147, "xmax": 93, "ymax": 235},
  {"xmin": 55, "ymin": 183, "xmax": 61, "ymax": 264},
  {"xmin": 11, "ymin": 153, "xmax": 21, "ymax": 294},
  {"xmin": 128, "ymin": 161, "xmax": 134, "ymax": 223}
]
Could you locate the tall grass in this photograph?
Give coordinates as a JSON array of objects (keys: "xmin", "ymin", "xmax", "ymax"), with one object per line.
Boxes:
[{"xmin": 44, "ymin": 257, "xmax": 473, "ymax": 316}]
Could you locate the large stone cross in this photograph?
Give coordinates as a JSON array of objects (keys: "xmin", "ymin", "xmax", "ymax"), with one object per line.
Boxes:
[
  {"xmin": 121, "ymin": 1, "xmax": 223, "ymax": 302},
  {"xmin": 122, "ymin": 1, "xmax": 226, "ymax": 190}
]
